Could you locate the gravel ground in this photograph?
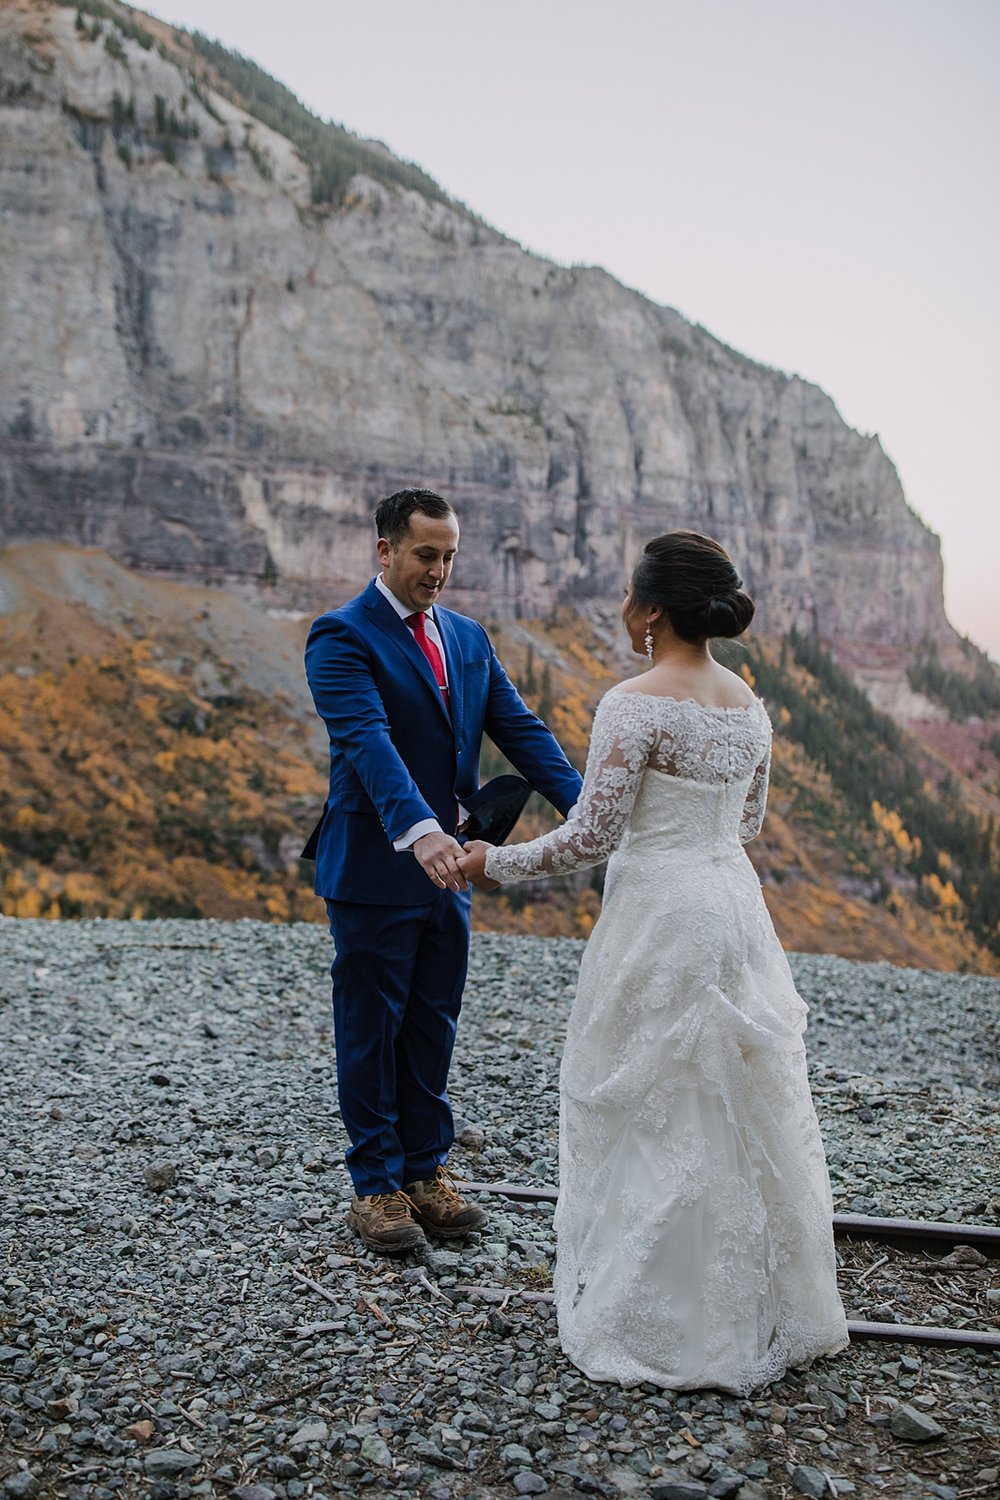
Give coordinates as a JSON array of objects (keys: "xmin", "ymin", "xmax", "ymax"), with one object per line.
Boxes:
[{"xmin": 1, "ymin": 918, "xmax": 998, "ymax": 1500}]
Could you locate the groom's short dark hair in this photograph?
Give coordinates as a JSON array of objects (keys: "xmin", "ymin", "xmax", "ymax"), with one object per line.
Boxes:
[{"xmin": 375, "ymin": 488, "xmax": 456, "ymax": 547}]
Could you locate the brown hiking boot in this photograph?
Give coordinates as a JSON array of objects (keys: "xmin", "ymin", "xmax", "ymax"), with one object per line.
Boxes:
[
  {"xmin": 346, "ymin": 1191, "xmax": 425, "ymax": 1255},
  {"xmin": 403, "ymin": 1165, "xmax": 486, "ymax": 1238}
]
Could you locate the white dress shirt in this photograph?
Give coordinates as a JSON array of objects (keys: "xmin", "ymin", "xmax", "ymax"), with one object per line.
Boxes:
[{"xmin": 374, "ymin": 574, "xmax": 460, "ymax": 852}]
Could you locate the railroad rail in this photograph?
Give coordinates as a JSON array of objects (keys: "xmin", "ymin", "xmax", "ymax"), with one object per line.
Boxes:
[{"xmin": 456, "ymin": 1178, "xmax": 1000, "ymax": 1352}]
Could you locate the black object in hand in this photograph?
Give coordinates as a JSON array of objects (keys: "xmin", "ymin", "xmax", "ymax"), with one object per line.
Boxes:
[{"xmin": 460, "ymin": 775, "xmax": 532, "ymax": 845}]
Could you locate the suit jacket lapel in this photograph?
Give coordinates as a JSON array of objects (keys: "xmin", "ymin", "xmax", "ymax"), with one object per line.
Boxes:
[
  {"xmin": 435, "ymin": 608, "xmax": 463, "ymax": 745},
  {"xmin": 362, "ymin": 581, "xmax": 453, "ymax": 731}
]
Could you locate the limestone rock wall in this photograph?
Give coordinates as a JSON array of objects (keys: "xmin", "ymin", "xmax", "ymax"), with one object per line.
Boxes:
[{"xmin": 0, "ymin": 3, "xmax": 951, "ymax": 643}]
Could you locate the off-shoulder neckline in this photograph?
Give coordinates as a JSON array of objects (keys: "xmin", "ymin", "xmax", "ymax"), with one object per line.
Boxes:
[{"xmin": 608, "ymin": 685, "xmax": 763, "ymax": 715}]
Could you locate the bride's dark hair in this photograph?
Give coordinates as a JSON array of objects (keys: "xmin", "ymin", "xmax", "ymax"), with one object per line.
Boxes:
[{"xmin": 630, "ymin": 530, "xmax": 755, "ymax": 642}]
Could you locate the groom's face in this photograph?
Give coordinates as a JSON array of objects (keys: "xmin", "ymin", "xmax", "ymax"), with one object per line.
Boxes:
[{"xmin": 378, "ymin": 510, "xmax": 460, "ymax": 613}]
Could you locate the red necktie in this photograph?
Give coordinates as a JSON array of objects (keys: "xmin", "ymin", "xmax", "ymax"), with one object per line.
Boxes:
[{"xmin": 407, "ymin": 611, "xmax": 450, "ymax": 713}]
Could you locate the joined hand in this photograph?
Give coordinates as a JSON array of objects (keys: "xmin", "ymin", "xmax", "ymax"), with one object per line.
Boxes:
[
  {"xmin": 457, "ymin": 839, "xmax": 499, "ymax": 890},
  {"xmin": 414, "ymin": 830, "xmax": 468, "ymax": 892}
]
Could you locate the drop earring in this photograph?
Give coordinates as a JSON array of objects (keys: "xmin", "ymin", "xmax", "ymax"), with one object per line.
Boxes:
[{"xmin": 644, "ymin": 625, "xmax": 654, "ymax": 664}]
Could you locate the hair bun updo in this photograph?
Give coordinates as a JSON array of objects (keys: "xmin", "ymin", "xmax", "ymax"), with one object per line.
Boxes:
[
  {"xmin": 700, "ymin": 590, "xmax": 756, "ymax": 641},
  {"xmin": 630, "ymin": 530, "xmax": 755, "ymax": 643}
]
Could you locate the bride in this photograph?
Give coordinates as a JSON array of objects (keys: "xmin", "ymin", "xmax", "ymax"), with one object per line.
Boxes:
[{"xmin": 459, "ymin": 531, "xmax": 848, "ymax": 1394}]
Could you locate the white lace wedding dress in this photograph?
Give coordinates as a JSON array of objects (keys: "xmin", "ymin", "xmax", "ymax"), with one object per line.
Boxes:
[{"xmin": 485, "ymin": 686, "xmax": 849, "ymax": 1393}]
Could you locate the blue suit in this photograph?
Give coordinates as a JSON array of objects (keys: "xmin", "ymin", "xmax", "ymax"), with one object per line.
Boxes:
[{"xmin": 305, "ymin": 579, "xmax": 582, "ymax": 1195}]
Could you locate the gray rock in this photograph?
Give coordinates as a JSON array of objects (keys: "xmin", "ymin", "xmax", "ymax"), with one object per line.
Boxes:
[
  {"xmin": 290, "ymin": 1420, "xmax": 329, "ymax": 1446},
  {"xmin": 406, "ymin": 1436, "xmax": 463, "ymax": 1471},
  {"xmin": 231, "ymin": 1488, "xmax": 278, "ymax": 1500},
  {"xmin": 3, "ymin": 1475, "xmax": 40, "ymax": 1500},
  {"xmin": 144, "ymin": 1448, "xmax": 202, "ymax": 1477},
  {"xmin": 708, "ymin": 1477, "xmax": 745, "ymax": 1499},
  {"xmin": 266, "ymin": 1456, "xmax": 299, "ymax": 1478},
  {"xmin": 650, "ymin": 1483, "xmax": 709, "ymax": 1500},
  {"xmin": 791, "ymin": 1468, "xmax": 830, "ymax": 1499},
  {"xmin": 888, "ymin": 1404, "xmax": 946, "ymax": 1442},
  {"xmin": 501, "ymin": 1443, "xmax": 534, "ymax": 1467},
  {"xmin": 261, "ymin": 1197, "xmax": 301, "ymax": 1223},
  {"xmin": 144, "ymin": 1161, "xmax": 177, "ymax": 1193},
  {"xmin": 821, "ymin": 1392, "xmax": 848, "ymax": 1424},
  {"xmin": 513, "ymin": 1477, "xmax": 548, "ymax": 1497},
  {"xmin": 461, "ymin": 1408, "xmax": 493, "ymax": 1433},
  {"xmin": 359, "ymin": 1434, "xmax": 392, "ymax": 1468}
]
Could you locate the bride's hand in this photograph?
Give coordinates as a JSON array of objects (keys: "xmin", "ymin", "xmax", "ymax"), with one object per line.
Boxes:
[{"xmin": 458, "ymin": 839, "xmax": 500, "ymax": 890}]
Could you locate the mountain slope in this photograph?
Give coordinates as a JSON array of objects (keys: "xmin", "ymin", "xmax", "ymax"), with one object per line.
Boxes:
[
  {"xmin": 0, "ymin": 543, "xmax": 325, "ymax": 920},
  {"xmin": 3, "ymin": 544, "xmax": 996, "ymax": 972}
]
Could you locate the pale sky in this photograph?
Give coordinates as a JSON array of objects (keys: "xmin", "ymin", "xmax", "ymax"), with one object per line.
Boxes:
[{"xmin": 152, "ymin": 0, "xmax": 1000, "ymax": 660}]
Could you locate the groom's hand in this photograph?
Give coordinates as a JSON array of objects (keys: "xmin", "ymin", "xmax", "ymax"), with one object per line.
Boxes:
[
  {"xmin": 457, "ymin": 840, "xmax": 499, "ymax": 891},
  {"xmin": 414, "ymin": 831, "xmax": 469, "ymax": 892}
]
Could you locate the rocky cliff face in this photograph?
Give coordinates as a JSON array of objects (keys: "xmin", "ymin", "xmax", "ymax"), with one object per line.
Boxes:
[{"xmin": 0, "ymin": 1, "xmax": 951, "ymax": 642}]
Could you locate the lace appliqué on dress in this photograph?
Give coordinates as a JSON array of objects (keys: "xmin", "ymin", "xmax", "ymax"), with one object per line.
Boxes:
[{"xmin": 486, "ymin": 688, "xmax": 772, "ymax": 883}]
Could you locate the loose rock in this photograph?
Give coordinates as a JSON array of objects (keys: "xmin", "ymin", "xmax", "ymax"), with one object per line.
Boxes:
[
  {"xmin": 889, "ymin": 1403, "xmax": 947, "ymax": 1441},
  {"xmin": 791, "ymin": 1467, "xmax": 831, "ymax": 1499},
  {"xmin": 144, "ymin": 1448, "xmax": 202, "ymax": 1477},
  {"xmin": 3, "ymin": 1476, "xmax": 40, "ymax": 1500},
  {"xmin": 144, "ymin": 1161, "xmax": 177, "ymax": 1193}
]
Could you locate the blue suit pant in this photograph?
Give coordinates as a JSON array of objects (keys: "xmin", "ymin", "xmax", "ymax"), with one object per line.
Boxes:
[{"xmin": 326, "ymin": 889, "xmax": 472, "ymax": 1197}]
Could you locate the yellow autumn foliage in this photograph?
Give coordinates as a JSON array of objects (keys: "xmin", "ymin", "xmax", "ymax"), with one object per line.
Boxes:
[
  {"xmin": 921, "ymin": 872, "xmax": 962, "ymax": 914},
  {"xmin": 0, "ymin": 638, "xmax": 325, "ymax": 923},
  {"xmin": 871, "ymin": 800, "xmax": 921, "ymax": 861}
]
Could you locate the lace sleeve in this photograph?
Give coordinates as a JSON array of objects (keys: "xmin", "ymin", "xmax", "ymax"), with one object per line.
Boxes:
[
  {"xmin": 485, "ymin": 690, "xmax": 656, "ymax": 883},
  {"xmin": 739, "ymin": 727, "xmax": 772, "ymax": 844}
]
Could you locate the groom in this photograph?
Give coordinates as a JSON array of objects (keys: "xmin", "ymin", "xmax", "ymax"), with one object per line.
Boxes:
[{"xmin": 304, "ymin": 488, "xmax": 582, "ymax": 1254}]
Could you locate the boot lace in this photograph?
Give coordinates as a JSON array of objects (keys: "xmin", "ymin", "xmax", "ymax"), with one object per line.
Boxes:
[
  {"xmin": 421, "ymin": 1165, "xmax": 465, "ymax": 1206},
  {"xmin": 370, "ymin": 1190, "xmax": 419, "ymax": 1220}
]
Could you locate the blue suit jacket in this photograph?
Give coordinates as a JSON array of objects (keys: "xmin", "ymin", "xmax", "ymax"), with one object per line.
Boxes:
[{"xmin": 304, "ymin": 580, "xmax": 583, "ymax": 905}]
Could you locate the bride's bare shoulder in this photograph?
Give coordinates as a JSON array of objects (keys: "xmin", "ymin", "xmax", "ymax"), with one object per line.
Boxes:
[
  {"xmin": 705, "ymin": 663, "xmax": 758, "ymax": 709},
  {"xmin": 611, "ymin": 664, "xmax": 757, "ymax": 709},
  {"xmin": 607, "ymin": 677, "xmax": 666, "ymax": 702}
]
